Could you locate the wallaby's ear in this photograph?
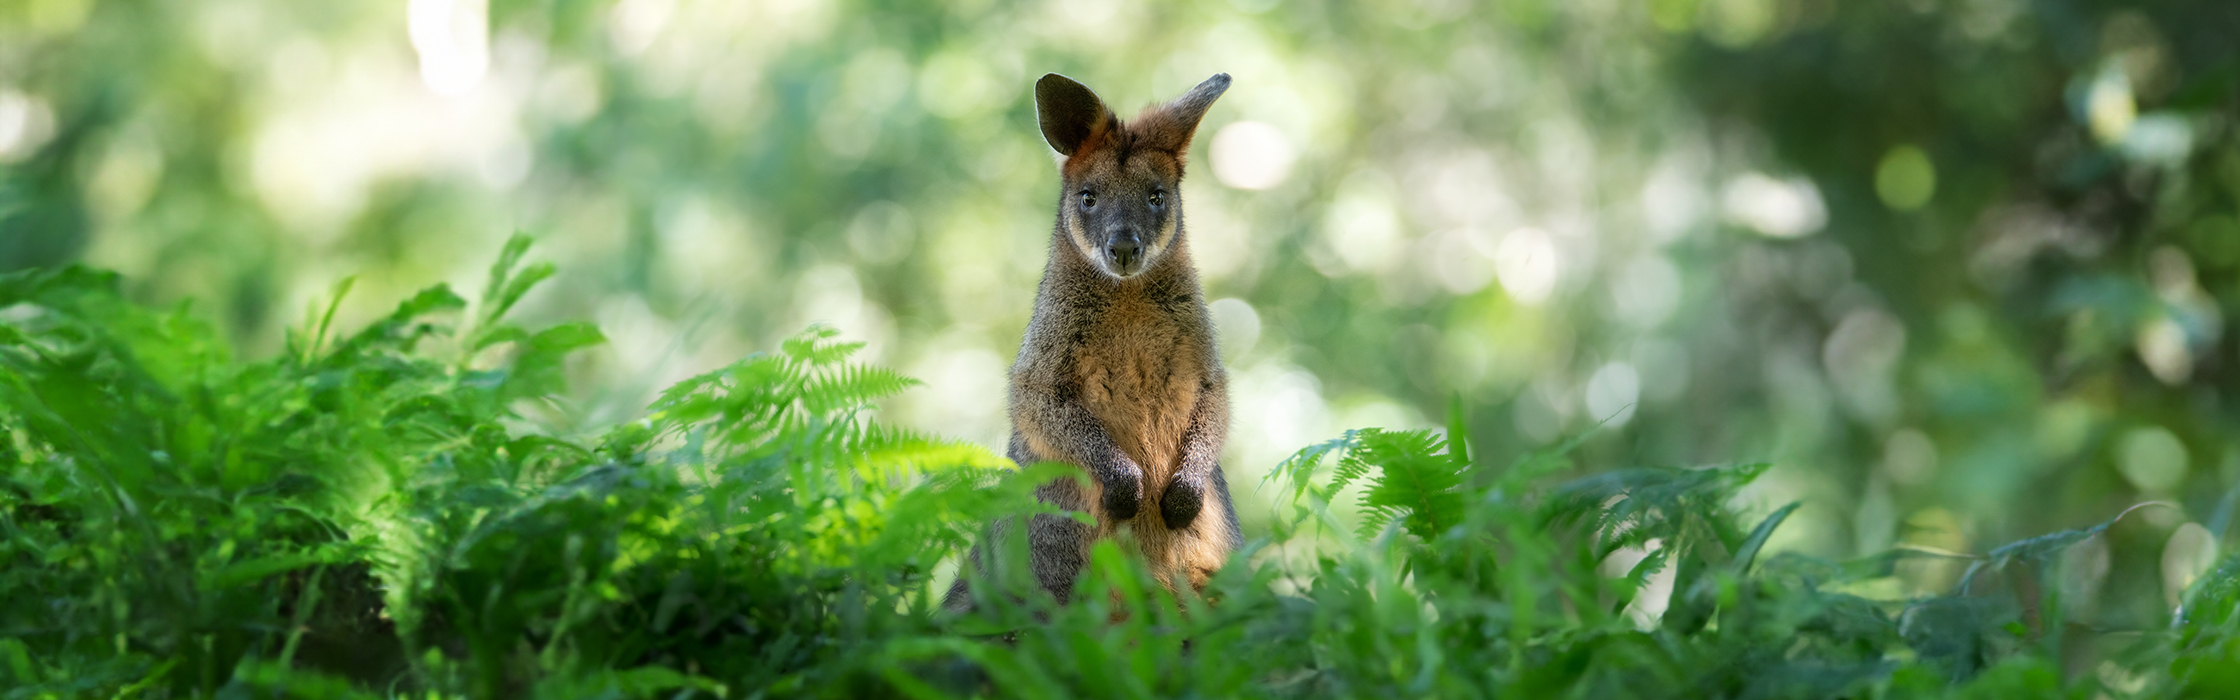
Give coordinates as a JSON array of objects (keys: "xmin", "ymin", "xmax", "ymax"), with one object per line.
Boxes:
[
  {"xmin": 1136, "ymin": 73, "xmax": 1231, "ymax": 155},
  {"xmin": 1036, "ymin": 73, "xmax": 1112, "ymax": 157}
]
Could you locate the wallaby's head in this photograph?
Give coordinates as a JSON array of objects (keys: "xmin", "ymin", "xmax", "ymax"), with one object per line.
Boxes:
[{"xmin": 1036, "ymin": 72, "xmax": 1230, "ymax": 279}]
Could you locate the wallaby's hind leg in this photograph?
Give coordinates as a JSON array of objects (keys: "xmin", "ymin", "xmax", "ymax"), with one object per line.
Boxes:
[
  {"xmin": 1139, "ymin": 465, "xmax": 1242, "ymax": 595},
  {"xmin": 942, "ymin": 518, "xmax": 1005, "ymax": 611},
  {"xmin": 941, "ymin": 559, "xmax": 972, "ymax": 611},
  {"xmin": 945, "ymin": 459, "xmax": 1100, "ymax": 610},
  {"xmin": 943, "ymin": 514, "xmax": 1027, "ymax": 612},
  {"xmin": 1186, "ymin": 465, "xmax": 1243, "ymax": 590},
  {"xmin": 1211, "ymin": 465, "xmax": 1241, "ymax": 548},
  {"xmin": 951, "ymin": 468, "xmax": 1241, "ymax": 609},
  {"xmin": 1027, "ymin": 477, "xmax": 1095, "ymax": 604}
]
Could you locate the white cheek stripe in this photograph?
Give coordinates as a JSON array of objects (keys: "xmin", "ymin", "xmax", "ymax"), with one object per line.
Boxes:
[
  {"xmin": 1067, "ymin": 211, "xmax": 1100, "ymax": 263},
  {"xmin": 1145, "ymin": 216, "xmax": 1176, "ymax": 260}
]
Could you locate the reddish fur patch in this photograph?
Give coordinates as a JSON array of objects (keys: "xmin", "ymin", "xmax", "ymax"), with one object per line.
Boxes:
[
  {"xmin": 1062, "ymin": 110, "xmax": 1193, "ymax": 182},
  {"xmin": 1127, "ymin": 103, "xmax": 1203, "ymax": 170}
]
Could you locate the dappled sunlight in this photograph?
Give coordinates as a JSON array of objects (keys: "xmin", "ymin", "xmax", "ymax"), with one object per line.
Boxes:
[
  {"xmin": 407, "ymin": 0, "xmax": 490, "ymax": 96},
  {"xmin": 0, "ymin": 89, "xmax": 55, "ymax": 162},
  {"xmin": 1720, "ymin": 171, "xmax": 1826, "ymax": 239},
  {"xmin": 8, "ymin": 2, "xmax": 2240, "ymax": 692},
  {"xmin": 1493, "ymin": 226, "xmax": 1558, "ymax": 305},
  {"xmin": 1208, "ymin": 120, "xmax": 1294, "ymax": 191}
]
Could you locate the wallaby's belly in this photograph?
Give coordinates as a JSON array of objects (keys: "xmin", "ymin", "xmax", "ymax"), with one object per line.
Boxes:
[{"xmin": 1071, "ymin": 306, "xmax": 1200, "ymax": 488}]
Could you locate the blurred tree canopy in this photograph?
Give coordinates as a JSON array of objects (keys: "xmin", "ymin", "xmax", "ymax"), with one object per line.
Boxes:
[{"xmin": 3, "ymin": 0, "xmax": 2238, "ymax": 586}]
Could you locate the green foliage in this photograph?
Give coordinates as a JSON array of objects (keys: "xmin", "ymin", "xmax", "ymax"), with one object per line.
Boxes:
[
  {"xmin": 0, "ymin": 238, "xmax": 1046, "ymax": 697},
  {"xmin": 6, "ymin": 246, "xmax": 2240, "ymax": 698}
]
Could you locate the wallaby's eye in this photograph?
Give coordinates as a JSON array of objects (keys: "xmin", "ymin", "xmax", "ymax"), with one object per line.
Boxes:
[
  {"xmin": 1149, "ymin": 192, "xmax": 1163, "ymax": 207},
  {"xmin": 1080, "ymin": 191, "xmax": 1097, "ymax": 209}
]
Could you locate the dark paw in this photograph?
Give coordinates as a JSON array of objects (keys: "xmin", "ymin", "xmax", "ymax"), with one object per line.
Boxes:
[
  {"xmin": 1100, "ymin": 479, "xmax": 1141, "ymax": 522},
  {"xmin": 1160, "ymin": 478, "xmax": 1204, "ymax": 530}
]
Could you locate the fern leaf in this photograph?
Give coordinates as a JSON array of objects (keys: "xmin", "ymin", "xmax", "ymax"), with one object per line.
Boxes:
[
  {"xmin": 1268, "ymin": 430, "xmax": 1358, "ymax": 501},
  {"xmin": 1358, "ymin": 505, "xmax": 1400, "ymax": 540},
  {"xmin": 1326, "ymin": 429, "xmax": 1383, "ymax": 497},
  {"xmin": 779, "ymin": 326, "xmax": 863, "ymax": 367},
  {"xmin": 1351, "ymin": 429, "xmax": 1465, "ymax": 541},
  {"xmin": 802, "ymin": 365, "xmax": 921, "ymax": 416}
]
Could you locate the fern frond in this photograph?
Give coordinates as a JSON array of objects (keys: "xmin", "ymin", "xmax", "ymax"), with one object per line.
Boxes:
[
  {"xmin": 1326, "ymin": 429, "xmax": 1384, "ymax": 497},
  {"xmin": 1266, "ymin": 430, "xmax": 1358, "ymax": 504},
  {"xmin": 1349, "ymin": 429, "xmax": 1465, "ymax": 541},
  {"xmin": 802, "ymin": 365, "xmax": 921, "ymax": 416},
  {"xmin": 780, "ymin": 326, "xmax": 863, "ymax": 368},
  {"xmin": 1541, "ymin": 462, "xmax": 1773, "ymax": 564},
  {"xmin": 1357, "ymin": 505, "xmax": 1401, "ymax": 540}
]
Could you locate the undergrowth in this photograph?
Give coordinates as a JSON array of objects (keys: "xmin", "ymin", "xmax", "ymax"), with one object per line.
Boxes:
[{"xmin": 2, "ymin": 237, "xmax": 2235, "ymax": 699}]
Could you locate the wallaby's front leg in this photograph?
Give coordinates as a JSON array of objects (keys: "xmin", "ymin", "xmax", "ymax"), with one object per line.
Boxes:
[
  {"xmin": 1017, "ymin": 382, "xmax": 1145, "ymax": 523},
  {"xmin": 1159, "ymin": 385, "xmax": 1228, "ymax": 531}
]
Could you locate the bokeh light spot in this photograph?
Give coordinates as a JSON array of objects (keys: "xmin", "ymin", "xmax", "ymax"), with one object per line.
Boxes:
[
  {"xmin": 2120, "ymin": 113, "xmax": 2194, "ymax": 164},
  {"xmin": 2085, "ymin": 65, "xmax": 2136, "ymax": 144},
  {"xmin": 2163, "ymin": 523, "xmax": 2217, "ymax": 608},
  {"xmin": 1209, "ymin": 298, "xmax": 1262, "ymax": 359},
  {"xmin": 918, "ymin": 51, "xmax": 999, "ymax": 119},
  {"xmin": 1318, "ymin": 170, "xmax": 1404, "ymax": 276},
  {"xmin": 25, "ymin": 0, "xmax": 93, "ymax": 33},
  {"xmin": 1881, "ymin": 429, "xmax": 1938, "ymax": 487},
  {"xmin": 901, "ymin": 339, "xmax": 1008, "ymax": 448},
  {"xmin": 1210, "ymin": 121, "xmax": 1296, "ymax": 191},
  {"xmin": 1584, "ymin": 362, "xmax": 1640, "ymax": 426},
  {"xmin": 1874, "ymin": 145, "xmax": 1936, "ymax": 211},
  {"xmin": 607, "ymin": 0, "xmax": 675, "ymax": 57},
  {"xmin": 407, "ymin": 0, "xmax": 490, "ymax": 96},
  {"xmin": 1427, "ymin": 227, "xmax": 1498, "ymax": 295},
  {"xmin": 1702, "ymin": 0, "xmax": 1775, "ymax": 48},
  {"xmin": 1721, "ymin": 172, "xmax": 1825, "ymax": 238},
  {"xmin": 0, "ymin": 90, "xmax": 57, "ymax": 162},
  {"xmin": 1823, "ymin": 307, "xmax": 1906, "ymax": 423},
  {"xmin": 1642, "ymin": 151, "xmax": 1710, "ymax": 243},
  {"xmin": 1648, "ymin": 0, "xmax": 1696, "ymax": 32},
  {"xmin": 2136, "ymin": 316, "xmax": 2192, "ymax": 384},
  {"xmin": 2035, "ymin": 400, "xmax": 2096, "ymax": 460},
  {"xmin": 1494, "ymin": 227, "xmax": 1559, "ymax": 305},
  {"xmin": 2117, "ymin": 426, "xmax": 2188, "ymax": 493}
]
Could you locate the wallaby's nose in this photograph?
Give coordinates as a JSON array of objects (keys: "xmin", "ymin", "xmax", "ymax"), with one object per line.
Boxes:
[{"xmin": 1107, "ymin": 237, "xmax": 1142, "ymax": 271}]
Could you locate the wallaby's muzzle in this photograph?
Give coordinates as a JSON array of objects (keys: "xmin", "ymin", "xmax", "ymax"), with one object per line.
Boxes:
[{"xmin": 1106, "ymin": 233, "xmax": 1144, "ymax": 276}]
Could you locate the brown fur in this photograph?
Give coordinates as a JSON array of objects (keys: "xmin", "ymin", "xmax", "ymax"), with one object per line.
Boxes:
[{"xmin": 947, "ymin": 73, "xmax": 1239, "ymax": 609}]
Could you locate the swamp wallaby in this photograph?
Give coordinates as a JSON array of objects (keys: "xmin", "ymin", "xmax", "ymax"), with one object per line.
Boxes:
[{"xmin": 946, "ymin": 72, "xmax": 1241, "ymax": 609}]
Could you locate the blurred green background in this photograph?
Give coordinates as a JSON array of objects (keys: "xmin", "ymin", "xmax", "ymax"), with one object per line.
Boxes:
[{"xmin": 4, "ymin": 0, "xmax": 2238, "ymax": 592}]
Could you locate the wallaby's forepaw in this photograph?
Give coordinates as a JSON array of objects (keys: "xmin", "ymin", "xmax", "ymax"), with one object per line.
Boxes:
[
  {"xmin": 1160, "ymin": 477, "xmax": 1203, "ymax": 530},
  {"xmin": 1100, "ymin": 476, "xmax": 1142, "ymax": 522}
]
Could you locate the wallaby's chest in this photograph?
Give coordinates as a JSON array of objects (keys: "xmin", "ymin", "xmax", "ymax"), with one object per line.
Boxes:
[{"xmin": 1069, "ymin": 296, "xmax": 1203, "ymax": 481}]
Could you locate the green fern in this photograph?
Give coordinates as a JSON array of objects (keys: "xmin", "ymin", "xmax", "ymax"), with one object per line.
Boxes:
[
  {"xmin": 1266, "ymin": 429, "xmax": 1358, "ymax": 516},
  {"xmin": 1544, "ymin": 462, "xmax": 1772, "ymax": 560},
  {"xmin": 13, "ymin": 238, "xmax": 2240, "ymax": 699},
  {"xmin": 1269, "ymin": 427, "xmax": 1471, "ymax": 542},
  {"xmin": 1347, "ymin": 429, "xmax": 1466, "ymax": 541},
  {"xmin": 0, "ymin": 236, "xmax": 1064, "ymax": 697}
]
